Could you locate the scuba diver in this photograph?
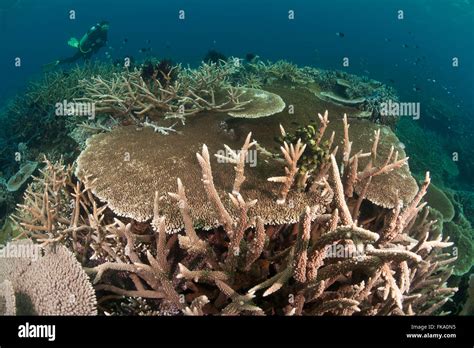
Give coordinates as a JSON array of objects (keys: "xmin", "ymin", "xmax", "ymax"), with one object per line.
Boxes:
[{"xmin": 45, "ymin": 21, "xmax": 109, "ymax": 68}]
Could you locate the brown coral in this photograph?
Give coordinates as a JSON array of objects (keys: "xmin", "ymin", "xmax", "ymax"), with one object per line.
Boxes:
[
  {"xmin": 75, "ymin": 122, "xmax": 330, "ymax": 232},
  {"xmin": 83, "ymin": 116, "xmax": 457, "ymax": 315},
  {"xmin": 0, "ymin": 240, "xmax": 97, "ymax": 315},
  {"xmin": 0, "ymin": 280, "xmax": 16, "ymax": 315}
]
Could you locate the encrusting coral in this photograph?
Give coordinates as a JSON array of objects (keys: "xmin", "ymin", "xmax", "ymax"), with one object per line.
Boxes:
[
  {"xmin": 70, "ymin": 112, "xmax": 457, "ymax": 316},
  {"xmin": 9, "ymin": 109, "xmax": 459, "ymax": 316},
  {"xmin": 0, "ymin": 240, "xmax": 97, "ymax": 315},
  {"xmin": 0, "ymin": 279, "xmax": 16, "ymax": 315}
]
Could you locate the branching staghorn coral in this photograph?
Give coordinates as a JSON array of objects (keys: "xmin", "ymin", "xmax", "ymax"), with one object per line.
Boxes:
[
  {"xmin": 267, "ymin": 127, "xmax": 307, "ymax": 205},
  {"xmin": 77, "ymin": 60, "xmax": 252, "ymax": 125},
  {"xmin": 247, "ymin": 60, "xmax": 308, "ymax": 83},
  {"xmin": 11, "ymin": 157, "xmax": 120, "ymax": 264},
  {"xmin": 83, "ymin": 115, "xmax": 457, "ymax": 315}
]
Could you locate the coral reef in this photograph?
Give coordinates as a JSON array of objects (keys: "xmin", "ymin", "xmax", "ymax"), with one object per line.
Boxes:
[
  {"xmin": 337, "ymin": 119, "xmax": 418, "ymax": 209},
  {"xmin": 13, "ymin": 111, "xmax": 456, "ymax": 316},
  {"xmin": 2, "ymin": 55, "xmax": 467, "ymax": 316},
  {"xmin": 77, "ymin": 60, "xmax": 254, "ymax": 127},
  {"xmin": 0, "ymin": 240, "xmax": 97, "ymax": 315},
  {"xmin": 11, "ymin": 157, "xmax": 120, "ymax": 267},
  {"xmin": 80, "ymin": 120, "xmax": 457, "ymax": 315}
]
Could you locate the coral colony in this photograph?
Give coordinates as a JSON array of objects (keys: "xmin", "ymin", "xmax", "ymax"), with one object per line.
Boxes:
[{"xmin": 0, "ymin": 57, "xmax": 472, "ymax": 317}]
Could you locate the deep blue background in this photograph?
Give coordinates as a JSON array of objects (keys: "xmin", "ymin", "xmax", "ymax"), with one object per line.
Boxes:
[{"xmin": 0, "ymin": 0, "xmax": 473, "ymax": 118}]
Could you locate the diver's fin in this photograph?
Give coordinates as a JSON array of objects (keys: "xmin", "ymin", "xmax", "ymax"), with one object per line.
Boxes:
[{"xmin": 67, "ymin": 37, "xmax": 79, "ymax": 48}]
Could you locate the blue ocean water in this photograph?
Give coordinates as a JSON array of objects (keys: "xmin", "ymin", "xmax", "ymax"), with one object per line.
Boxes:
[
  {"xmin": 1, "ymin": 0, "xmax": 473, "ymax": 107},
  {"xmin": 0, "ymin": 0, "xmax": 473, "ymax": 186}
]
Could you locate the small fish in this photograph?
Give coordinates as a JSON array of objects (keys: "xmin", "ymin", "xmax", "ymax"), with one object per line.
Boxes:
[
  {"xmin": 402, "ymin": 44, "xmax": 409, "ymax": 48},
  {"xmin": 384, "ymin": 38, "xmax": 391, "ymax": 42},
  {"xmin": 336, "ymin": 32, "xmax": 345, "ymax": 37},
  {"xmin": 388, "ymin": 78, "xmax": 395, "ymax": 84},
  {"xmin": 139, "ymin": 47, "xmax": 151, "ymax": 53},
  {"xmin": 413, "ymin": 86, "xmax": 421, "ymax": 92},
  {"xmin": 123, "ymin": 38, "xmax": 128, "ymax": 43},
  {"xmin": 146, "ymin": 39, "xmax": 151, "ymax": 44}
]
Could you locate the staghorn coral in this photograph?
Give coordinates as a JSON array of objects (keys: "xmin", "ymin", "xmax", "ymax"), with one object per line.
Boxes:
[
  {"xmin": 0, "ymin": 240, "xmax": 97, "ymax": 315},
  {"xmin": 11, "ymin": 157, "xmax": 120, "ymax": 264},
  {"xmin": 274, "ymin": 110, "xmax": 333, "ymax": 190},
  {"xmin": 345, "ymin": 121, "xmax": 418, "ymax": 209},
  {"xmin": 82, "ymin": 114, "xmax": 457, "ymax": 316},
  {"xmin": 77, "ymin": 60, "xmax": 252, "ymax": 126},
  {"xmin": 248, "ymin": 60, "xmax": 308, "ymax": 84}
]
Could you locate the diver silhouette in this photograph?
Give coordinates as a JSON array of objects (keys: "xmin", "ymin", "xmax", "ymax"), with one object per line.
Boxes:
[{"xmin": 45, "ymin": 21, "xmax": 109, "ymax": 68}]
